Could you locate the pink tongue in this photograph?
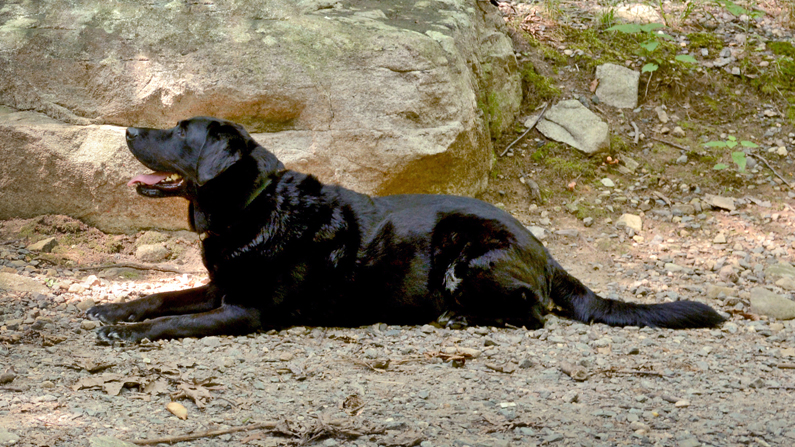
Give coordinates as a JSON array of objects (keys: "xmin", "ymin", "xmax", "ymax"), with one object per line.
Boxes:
[{"xmin": 127, "ymin": 172, "xmax": 171, "ymax": 187}]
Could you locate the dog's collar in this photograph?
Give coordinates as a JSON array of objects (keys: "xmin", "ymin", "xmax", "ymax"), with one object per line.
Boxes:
[{"xmin": 243, "ymin": 177, "xmax": 272, "ymax": 209}]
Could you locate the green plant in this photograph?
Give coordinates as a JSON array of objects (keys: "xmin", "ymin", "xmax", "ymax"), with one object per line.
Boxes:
[
  {"xmin": 705, "ymin": 136, "xmax": 758, "ymax": 172},
  {"xmin": 598, "ymin": 8, "xmax": 616, "ymax": 29},
  {"xmin": 606, "ymin": 23, "xmax": 697, "ymax": 73},
  {"xmin": 712, "ymin": 0, "xmax": 764, "ymax": 19}
]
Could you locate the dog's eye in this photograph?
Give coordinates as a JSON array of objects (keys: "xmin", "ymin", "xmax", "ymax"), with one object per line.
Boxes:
[{"xmin": 176, "ymin": 127, "xmax": 186, "ymax": 138}]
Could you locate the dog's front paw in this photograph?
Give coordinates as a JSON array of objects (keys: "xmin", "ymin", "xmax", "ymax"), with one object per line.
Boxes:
[
  {"xmin": 96, "ymin": 324, "xmax": 148, "ymax": 344},
  {"xmin": 86, "ymin": 303, "xmax": 142, "ymax": 324}
]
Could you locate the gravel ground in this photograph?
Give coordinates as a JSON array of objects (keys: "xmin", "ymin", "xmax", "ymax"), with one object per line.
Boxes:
[{"xmin": 2, "ymin": 197, "xmax": 795, "ymax": 447}]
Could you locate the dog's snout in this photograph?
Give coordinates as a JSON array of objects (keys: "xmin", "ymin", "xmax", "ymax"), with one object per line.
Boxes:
[{"xmin": 126, "ymin": 127, "xmax": 140, "ymax": 140}]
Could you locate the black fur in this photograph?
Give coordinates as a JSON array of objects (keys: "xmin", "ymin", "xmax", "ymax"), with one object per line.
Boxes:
[{"xmin": 87, "ymin": 117, "xmax": 725, "ymax": 342}]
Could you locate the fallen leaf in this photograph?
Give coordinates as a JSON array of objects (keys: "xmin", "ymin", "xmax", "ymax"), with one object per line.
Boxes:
[
  {"xmin": 589, "ymin": 78, "xmax": 599, "ymax": 92},
  {"xmin": 167, "ymin": 402, "xmax": 188, "ymax": 420}
]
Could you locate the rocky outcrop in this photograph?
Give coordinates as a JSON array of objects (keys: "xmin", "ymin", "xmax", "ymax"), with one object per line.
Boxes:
[{"xmin": 0, "ymin": 0, "xmax": 521, "ymax": 233}]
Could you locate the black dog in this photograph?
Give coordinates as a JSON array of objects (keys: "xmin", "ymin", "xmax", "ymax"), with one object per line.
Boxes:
[{"xmin": 87, "ymin": 117, "xmax": 725, "ymax": 342}]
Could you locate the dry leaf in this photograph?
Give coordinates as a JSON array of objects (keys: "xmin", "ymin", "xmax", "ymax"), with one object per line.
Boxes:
[
  {"xmin": 167, "ymin": 402, "xmax": 188, "ymax": 420},
  {"xmin": 589, "ymin": 78, "xmax": 599, "ymax": 92}
]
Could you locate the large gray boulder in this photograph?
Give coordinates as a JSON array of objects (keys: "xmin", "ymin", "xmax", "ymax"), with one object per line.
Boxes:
[{"xmin": 0, "ymin": 0, "xmax": 520, "ymax": 233}]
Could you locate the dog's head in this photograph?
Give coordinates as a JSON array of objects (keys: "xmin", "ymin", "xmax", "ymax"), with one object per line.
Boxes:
[
  {"xmin": 126, "ymin": 117, "xmax": 284, "ymax": 233},
  {"xmin": 126, "ymin": 116, "xmax": 268, "ymax": 198}
]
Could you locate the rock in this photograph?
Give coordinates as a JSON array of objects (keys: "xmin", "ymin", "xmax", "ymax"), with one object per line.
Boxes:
[
  {"xmin": 665, "ymin": 263, "xmax": 685, "ymax": 273},
  {"xmin": 76, "ymin": 299, "xmax": 96, "ymax": 311},
  {"xmin": 672, "ymin": 126, "xmax": 686, "ymax": 137},
  {"xmin": 671, "ymin": 204, "xmax": 695, "ymax": 216},
  {"xmin": 27, "ymin": 237, "xmax": 58, "ymax": 253},
  {"xmin": 655, "ymin": 106, "xmax": 669, "ymax": 123},
  {"xmin": 594, "ymin": 63, "xmax": 640, "ymax": 109},
  {"xmin": 135, "ymin": 244, "xmax": 171, "ymax": 263},
  {"xmin": 765, "ymin": 263, "xmax": 795, "ymax": 281},
  {"xmin": 775, "ymin": 277, "xmax": 795, "ymax": 291},
  {"xmin": 0, "ymin": 428, "xmax": 20, "ymax": 445},
  {"xmin": 707, "ymin": 285, "xmax": 735, "ymax": 299},
  {"xmin": 536, "ymin": 100, "xmax": 610, "ymax": 154},
  {"xmin": 601, "ymin": 178, "xmax": 615, "ymax": 187},
  {"xmin": 0, "ymin": 1, "xmax": 521, "ymax": 232},
  {"xmin": 528, "ymin": 226, "xmax": 546, "ymax": 240},
  {"xmin": 613, "ymin": 4, "xmax": 664, "ymax": 23},
  {"xmin": 704, "ymin": 194, "xmax": 736, "ymax": 211},
  {"xmin": 81, "ymin": 320, "xmax": 99, "ymax": 330},
  {"xmin": 582, "ymin": 217, "xmax": 594, "ymax": 227},
  {"xmin": 622, "ymin": 156, "xmax": 640, "ymax": 172},
  {"xmin": 713, "ymin": 233, "xmax": 727, "ymax": 244},
  {"xmin": 0, "ymin": 272, "xmax": 49, "ymax": 294},
  {"xmin": 675, "ymin": 155, "xmax": 688, "ymax": 164},
  {"xmin": 616, "ymin": 213, "xmax": 642, "ymax": 232},
  {"xmin": 750, "ymin": 287, "xmax": 795, "ymax": 320},
  {"xmin": 718, "ymin": 265, "xmax": 739, "ymax": 283}
]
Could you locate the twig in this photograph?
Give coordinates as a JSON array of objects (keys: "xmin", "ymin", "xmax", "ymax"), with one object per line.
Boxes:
[
  {"xmin": 604, "ymin": 369, "xmax": 664, "ymax": 377},
  {"xmin": 651, "ymin": 136, "xmax": 688, "ymax": 151},
  {"xmin": 72, "ymin": 262, "xmax": 196, "ymax": 274},
  {"xmin": 644, "ymin": 70, "xmax": 653, "ymax": 99},
  {"xmin": 0, "ymin": 385, "xmax": 28, "ymax": 392},
  {"xmin": 653, "ymin": 191, "xmax": 672, "ymax": 208},
  {"xmin": 776, "ymin": 363, "xmax": 795, "ymax": 369},
  {"xmin": 499, "ymin": 102, "xmax": 548, "ymax": 157},
  {"xmin": 128, "ymin": 421, "xmax": 280, "ymax": 445},
  {"xmin": 631, "ymin": 121, "xmax": 640, "ymax": 145},
  {"xmin": 750, "ymin": 151, "xmax": 794, "ymax": 191}
]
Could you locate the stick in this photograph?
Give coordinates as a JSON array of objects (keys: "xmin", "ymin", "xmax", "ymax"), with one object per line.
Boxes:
[
  {"xmin": 559, "ymin": 362, "xmax": 588, "ymax": 381},
  {"xmin": 750, "ymin": 151, "xmax": 794, "ymax": 191},
  {"xmin": 72, "ymin": 262, "xmax": 198, "ymax": 274},
  {"xmin": 607, "ymin": 369, "xmax": 663, "ymax": 377},
  {"xmin": 776, "ymin": 363, "xmax": 795, "ymax": 369},
  {"xmin": 128, "ymin": 421, "xmax": 280, "ymax": 445},
  {"xmin": 499, "ymin": 102, "xmax": 548, "ymax": 157},
  {"xmin": 651, "ymin": 136, "xmax": 688, "ymax": 151},
  {"xmin": 631, "ymin": 121, "xmax": 640, "ymax": 145}
]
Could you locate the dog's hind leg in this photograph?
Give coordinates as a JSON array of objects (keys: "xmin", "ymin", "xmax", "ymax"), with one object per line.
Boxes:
[{"xmin": 86, "ymin": 284, "xmax": 222, "ymax": 324}]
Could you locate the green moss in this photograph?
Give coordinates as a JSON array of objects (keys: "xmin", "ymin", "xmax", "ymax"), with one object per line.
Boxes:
[
  {"xmin": 769, "ymin": 41, "xmax": 795, "ymax": 58},
  {"xmin": 610, "ymin": 134, "xmax": 629, "ymax": 152},
  {"xmin": 787, "ymin": 106, "xmax": 795, "ymax": 125},
  {"xmin": 687, "ymin": 32, "xmax": 724, "ymax": 53},
  {"xmin": 18, "ymin": 223, "xmax": 36, "ymax": 238},
  {"xmin": 520, "ymin": 63, "xmax": 561, "ymax": 104},
  {"xmin": 754, "ymin": 56, "xmax": 795, "ymax": 94}
]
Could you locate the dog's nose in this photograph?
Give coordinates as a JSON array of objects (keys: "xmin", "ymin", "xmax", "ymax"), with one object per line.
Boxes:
[{"xmin": 126, "ymin": 127, "xmax": 139, "ymax": 140}]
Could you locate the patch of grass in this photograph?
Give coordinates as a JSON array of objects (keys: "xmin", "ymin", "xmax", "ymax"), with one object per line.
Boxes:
[{"xmin": 610, "ymin": 134, "xmax": 629, "ymax": 152}]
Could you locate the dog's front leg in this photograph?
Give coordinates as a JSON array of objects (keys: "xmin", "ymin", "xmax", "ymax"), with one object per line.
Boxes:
[
  {"xmin": 96, "ymin": 304, "xmax": 261, "ymax": 343},
  {"xmin": 87, "ymin": 284, "xmax": 221, "ymax": 324}
]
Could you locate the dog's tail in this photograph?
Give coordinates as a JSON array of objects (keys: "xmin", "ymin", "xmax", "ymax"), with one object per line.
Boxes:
[{"xmin": 549, "ymin": 262, "xmax": 725, "ymax": 329}]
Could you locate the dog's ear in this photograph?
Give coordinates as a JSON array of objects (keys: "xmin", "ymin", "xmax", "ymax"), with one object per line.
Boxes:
[{"xmin": 196, "ymin": 122, "xmax": 253, "ymax": 185}]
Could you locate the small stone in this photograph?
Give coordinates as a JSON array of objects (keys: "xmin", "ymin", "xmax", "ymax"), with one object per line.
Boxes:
[
  {"xmin": 672, "ymin": 126, "xmax": 685, "ymax": 137},
  {"xmin": 68, "ymin": 284, "xmax": 87, "ymax": 294},
  {"xmin": 81, "ymin": 320, "xmax": 99, "ymax": 330},
  {"xmin": 713, "ymin": 233, "xmax": 727, "ymax": 244},
  {"xmin": 704, "ymin": 194, "xmax": 736, "ymax": 211},
  {"xmin": 665, "ymin": 263, "xmax": 685, "ymax": 273},
  {"xmin": 279, "ymin": 352, "xmax": 294, "ymax": 362},
  {"xmin": 582, "ymin": 217, "xmax": 594, "ymax": 227},
  {"xmin": 655, "ymin": 106, "xmax": 669, "ymax": 123},
  {"xmin": 675, "ymin": 399, "xmax": 690, "ymax": 407},
  {"xmin": 777, "ymin": 146, "xmax": 788, "ymax": 156},
  {"xmin": 27, "ymin": 237, "xmax": 58, "ymax": 253},
  {"xmin": 675, "ymin": 155, "xmax": 688, "ymax": 164},
  {"xmin": 76, "ymin": 299, "xmax": 96, "ymax": 311},
  {"xmin": 750, "ymin": 287, "xmax": 795, "ymax": 320},
  {"xmin": 135, "ymin": 244, "xmax": 171, "ymax": 263},
  {"xmin": 616, "ymin": 213, "xmax": 642, "ymax": 232},
  {"xmin": 601, "ymin": 178, "xmax": 615, "ymax": 187},
  {"xmin": 718, "ymin": 265, "xmax": 738, "ymax": 283}
]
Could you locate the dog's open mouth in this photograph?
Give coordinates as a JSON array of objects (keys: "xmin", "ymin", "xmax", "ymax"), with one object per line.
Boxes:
[{"xmin": 127, "ymin": 172, "xmax": 185, "ymax": 196}]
